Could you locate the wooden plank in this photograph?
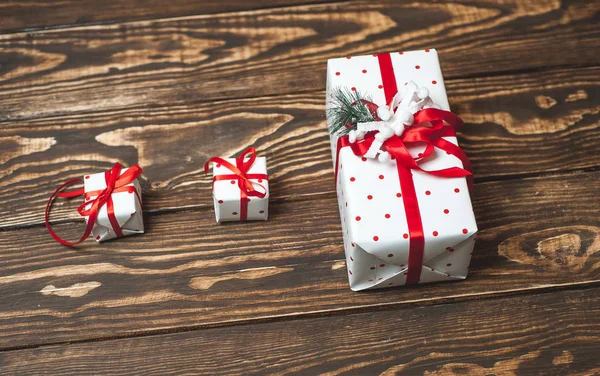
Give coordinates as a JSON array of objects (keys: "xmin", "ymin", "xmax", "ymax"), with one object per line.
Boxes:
[
  {"xmin": 0, "ymin": 0, "xmax": 344, "ymax": 33},
  {"xmin": 0, "ymin": 171, "xmax": 599, "ymax": 349},
  {"xmin": 0, "ymin": 1, "xmax": 598, "ymax": 120},
  {"xmin": 1, "ymin": 66, "xmax": 599, "ymax": 229},
  {"xmin": 1, "ymin": 287, "xmax": 598, "ymax": 374}
]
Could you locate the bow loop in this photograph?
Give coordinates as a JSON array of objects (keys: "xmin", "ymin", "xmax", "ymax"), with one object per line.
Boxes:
[{"xmin": 114, "ymin": 164, "xmax": 143, "ymax": 189}]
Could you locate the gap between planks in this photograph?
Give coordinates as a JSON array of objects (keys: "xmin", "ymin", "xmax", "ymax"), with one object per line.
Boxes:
[{"xmin": 0, "ymin": 278, "xmax": 598, "ymax": 353}]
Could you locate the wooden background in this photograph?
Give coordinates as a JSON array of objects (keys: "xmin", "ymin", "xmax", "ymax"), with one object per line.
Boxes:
[{"xmin": 1, "ymin": 0, "xmax": 599, "ymax": 374}]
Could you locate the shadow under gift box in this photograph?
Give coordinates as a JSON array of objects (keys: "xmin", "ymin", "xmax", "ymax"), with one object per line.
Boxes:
[{"xmin": 326, "ymin": 50, "xmax": 477, "ymax": 291}]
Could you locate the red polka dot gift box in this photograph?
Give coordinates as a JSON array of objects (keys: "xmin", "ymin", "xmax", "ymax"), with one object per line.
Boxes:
[
  {"xmin": 46, "ymin": 163, "xmax": 144, "ymax": 246},
  {"xmin": 205, "ymin": 148, "xmax": 269, "ymax": 223},
  {"xmin": 326, "ymin": 50, "xmax": 478, "ymax": 291}
]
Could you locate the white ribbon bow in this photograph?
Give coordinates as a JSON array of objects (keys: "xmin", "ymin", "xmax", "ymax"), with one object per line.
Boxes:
[{"xmin": 349, "ymin": 81, "xmax": 440, "ymax": 162}]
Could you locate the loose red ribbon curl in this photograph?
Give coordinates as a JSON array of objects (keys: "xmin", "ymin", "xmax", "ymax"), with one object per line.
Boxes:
[
  {"xmin": 45, "ymin": 163, "xmax": 143, "ymax": 246},
  {"xmin": 204, "ymin": 148, "xmax": 268, "ymax": 221},
  {"xmin": 335, "ymin": 53, "xmax": 473, "ymax": 285}
]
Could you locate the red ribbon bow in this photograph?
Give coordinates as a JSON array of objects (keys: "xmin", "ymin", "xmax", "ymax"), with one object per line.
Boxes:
[
  {"xmin": 336, "ymin": 107, "xmax": 473, "ymax": 187},
  {"xmin": 204, "ymin": 147, "xmax": 268, "ymax": 221},
  {"xmin": 45, "ymin": 163, "xmax": 143, "ymax": 246}
]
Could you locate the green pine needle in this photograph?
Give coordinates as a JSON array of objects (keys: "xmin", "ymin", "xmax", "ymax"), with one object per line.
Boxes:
[{"xmin": 326, "ymin": 87, "xmax": 375, "ymax": 136}]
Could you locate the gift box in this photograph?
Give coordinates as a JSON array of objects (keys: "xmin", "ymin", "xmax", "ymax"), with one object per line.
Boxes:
[
  {"xmin": 83, "ymin": 167, "xmax": 144, "ymax": 241},
  {"xmin": 205, "ymin": 148, "xmax": 269, "ymax": 222},
  {"xmin": 326, "ymin": 50, "xmax": 477, "ymax": 291},
  {"xmin": 46, "ymin": 163, "xmax": 144, "ymax": 246}
]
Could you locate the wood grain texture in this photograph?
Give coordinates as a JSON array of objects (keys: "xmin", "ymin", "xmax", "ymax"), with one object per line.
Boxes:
[
  {"xmin": 1, "ymin": 171, "xmax": 599, "ymax": 349},
  {"xmin": 0, "ymin": 0, "xmax": 598, "ymax": 121},
  {"xmin": 1, "ymin": 287, "xmax": 598, "ymax": 375},
  {"xmin": 0, "ymin": 0, "xmax": 345, "ymax": 33},
  {"xmin": 2, "ymin": 0, "xmax": 599, "ymax": 371},
  {"xmin": 1, "ymin": 66, "xmax": 599, "ymax": 229}
]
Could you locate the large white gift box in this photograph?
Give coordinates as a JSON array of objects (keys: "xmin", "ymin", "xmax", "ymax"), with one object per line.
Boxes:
[{"xmin": 326, "ymin": 50, "xmax": 478, "ymax": 291}]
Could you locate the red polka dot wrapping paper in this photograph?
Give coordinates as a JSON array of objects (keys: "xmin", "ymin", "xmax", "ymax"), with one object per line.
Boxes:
[
  {"xmin": 83, "ymin": 168, "xmax": 144, "ymax": 242},
  {"xmin": 211, "ymin": 157, "xmax": 269, "ymax": 222},
  {"xmin": 326, "ymin": 50, "xmax": 478, "ymax": 291}
]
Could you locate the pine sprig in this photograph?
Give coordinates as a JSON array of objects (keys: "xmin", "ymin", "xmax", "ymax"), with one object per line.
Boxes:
[{"xmin": 326, "ymin": 87, "xmax": 375, "ymax": 136}]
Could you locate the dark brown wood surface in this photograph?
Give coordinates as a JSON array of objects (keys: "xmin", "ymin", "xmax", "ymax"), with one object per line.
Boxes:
[
  {"xmin": 1, "ymin": 1, "xmax": 598, "ymax": 121},
  {"xmin": 2, "ymin": 288, "xmax": 599, "ymax": 375},
  {"xmin": 0, "ymin": 0, "xmax": 599, "ymax": 374},
  {"xmin": 1, "ymin": 171, "xmax": 599, "ymax": 350},
  {"xmin": 0, "ymin": 0, "xmax": 345, "ymax": 33}
]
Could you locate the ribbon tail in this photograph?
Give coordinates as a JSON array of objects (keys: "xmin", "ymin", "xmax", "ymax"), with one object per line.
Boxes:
[
  {"xmin": 239, "ymin": 189, "xmax": 248, "ymax": 221},
  {"xmin": 106, "ymin": 195, "xmax": 124, "ymax": 238},
  {"xmin": 45, "ymin": 178, "xmax": 95, "ymax": 247},
  {"xmin": 397, "ymin": 164, "xmax": 424, "ymax": 285},
  {"xmin": 432, "ymin": 137, "xmax": 474, "ymax": 191},
  {"xmin": 58, "ymin": 187, "xmax": 85, "ymax": 198}
]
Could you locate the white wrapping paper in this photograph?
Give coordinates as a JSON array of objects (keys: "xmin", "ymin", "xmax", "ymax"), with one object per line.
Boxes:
[
  {"xmin": 326, "ymin": 50, "xmax": 477, "ymax": 291},
  {"xmin": 83, "ymin": 168, "xmax": 143, "ymax": 242}
]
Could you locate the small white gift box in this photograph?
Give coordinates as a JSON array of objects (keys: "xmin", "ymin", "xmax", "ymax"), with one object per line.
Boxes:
[
  {"xmin": 206, "ymin": 148, "xmax": 269, "ymax": 223},
  {"xmin": 46, "ymin": 163, "xmax": 144, "ymax": 246},
  {"xmin": 83, "ymin": 167, "xmax": 143, "ymax": 242}
]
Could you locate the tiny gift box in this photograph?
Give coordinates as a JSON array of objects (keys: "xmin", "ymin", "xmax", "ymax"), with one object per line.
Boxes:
[
  {"xmin": 205, "ymin": 148, "xmax": 269, "ymax": 222},
  {"xmin": 46, "ymin": 163, "xmax": 144, "ymax": 246},
  {"xmin": 326, "ymin": 50, "xmax": 477, "ymax": 291}
]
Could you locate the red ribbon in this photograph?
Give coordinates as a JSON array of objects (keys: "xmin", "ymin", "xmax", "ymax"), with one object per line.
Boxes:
[
  {"xmin": 204, "ymin": 148, "xmax": 268, "ymax": 221},
  {"xmin": 335, "ymin": 53, "xmax": 473, "ymax": 285},
  {"xmin": 45, "ymin": 163, "xmax": 143, "ymax": 246},
  {"xmin": 378, "ymin": 53, "xmax": 399, "ymax": 106}
]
